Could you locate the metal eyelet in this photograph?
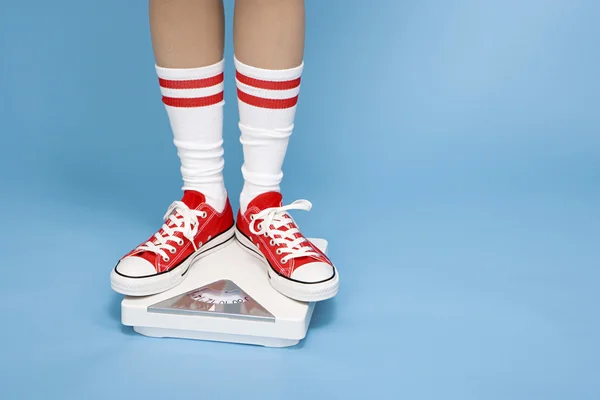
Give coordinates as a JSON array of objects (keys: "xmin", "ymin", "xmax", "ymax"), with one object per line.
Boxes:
[
  {"xmin": 281, "ymin": 259, "xmax": 287, "ymax": 264},
  {"xmin": 177, "ymin": 239, "xmax": 184, "ymax": 246},
  {"xmin": 169, "ymin": 248, "xmax": 176, "ymax": 254},
  {"xmin": 257, "ymin": 223, "xmax": 263, "ymax": 230},
  {"xmin": 270, "ymin": 239, "xmax": 275, "ymax": 246},
  {"xmin": 276, "ymin": 249, "xmax": 282, "ymax": 255},
  {"xmin": 250, "ymin": 214, "xmax": 255, "ymax": 221},
  {"xmin": 163, "ymin": 256, "xmax": 170, "ymax": 262}
]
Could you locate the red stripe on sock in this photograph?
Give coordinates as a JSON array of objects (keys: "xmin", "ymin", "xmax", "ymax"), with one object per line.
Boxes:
[
  {"xmin": 237, "ymin": 89, "xmax": 298, "ymax": 109},
  {"xmin": 159, "ymin": 72, "xmax": 224, "ymax": 89},
  {"xmin": 162, "ymin": 92, "xmax": 224, "ymax": 107},
  {"xmin": 236, "ymin": 71, "xmax": 301, "ymax": 90}
]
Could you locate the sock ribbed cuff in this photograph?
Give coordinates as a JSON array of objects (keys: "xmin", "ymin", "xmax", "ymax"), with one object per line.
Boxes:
[{"xmin": 156, "ymin": 59, "xmax": 225, "ymax": 108}]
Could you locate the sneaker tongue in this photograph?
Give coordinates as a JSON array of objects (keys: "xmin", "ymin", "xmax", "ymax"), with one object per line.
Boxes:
[
  {"xmin": 181, "ymin": 190, "xmax": 206, "ymax": 209},
  {"xmin": 248, "ymin": 191, "xmax": 283, "ymax": 211},
  {"xmin": 248, "ymin": 193, "xmax": 312, "ymax": 257},
  {"xmin": 131, "ymin": 192, "xmax": 204, "ymax": 265}
]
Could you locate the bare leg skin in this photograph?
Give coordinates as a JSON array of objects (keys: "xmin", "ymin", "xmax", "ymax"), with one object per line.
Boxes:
[
  {"xmin": 150, "ymin": 0, "xmax": 225, "ymax": 68},
  {"xmin": 233, "ymin": 0, "xmax": 305, "ymax": 69}
]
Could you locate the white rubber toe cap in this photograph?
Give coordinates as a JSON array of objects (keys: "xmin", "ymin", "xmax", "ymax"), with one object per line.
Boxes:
[
  {"xmin": 290, "ymin": 261, "xmax": 335, "ymax": 283},
  {"xmin": 114, "ymin": 256, "xmax": 156, "ymax": 278}
]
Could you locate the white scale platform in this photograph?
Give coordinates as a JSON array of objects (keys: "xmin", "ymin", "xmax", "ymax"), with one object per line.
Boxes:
[{"xmin": 121, "ymin": 238, "xmax": 328, "ymax": 347}]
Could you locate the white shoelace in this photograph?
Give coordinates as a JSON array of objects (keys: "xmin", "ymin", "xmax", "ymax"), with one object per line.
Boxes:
[
  {"xmin": 249, "ymin": 200, "xmax": 319, "ymax": 264},
  {"xmin": 137, "ymin": 201, "xmax": 207, "ymax": 262}
]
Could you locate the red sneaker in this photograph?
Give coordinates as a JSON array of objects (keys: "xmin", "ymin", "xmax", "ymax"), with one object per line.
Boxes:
[
  {"xmin": 111, "ymin": 191, "xmax": 235, "ymax": 296},
  {"xmin": 235, "ymin": 192, "xmax": 339, "ymax": 302}
]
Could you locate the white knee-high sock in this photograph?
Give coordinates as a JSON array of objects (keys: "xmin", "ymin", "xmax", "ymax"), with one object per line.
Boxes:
[
  {"xmin": 156, "ymin": 59, "xmax": 227, "ymax": 212},
  {"xmin": 235, "ymin": 57, "xmax": 303, "ymax": 213}
]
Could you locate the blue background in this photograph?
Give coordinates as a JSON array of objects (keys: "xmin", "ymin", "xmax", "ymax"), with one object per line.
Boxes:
[{"xmin": 1, "ymin": 0, "xmax": 598, "ymax": 399}]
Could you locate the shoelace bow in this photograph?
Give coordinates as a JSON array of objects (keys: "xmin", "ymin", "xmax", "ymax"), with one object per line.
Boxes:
[
  {"xmin": 249, "ymin": 200, "xmax": 319, "ymax": 264},
  {"xmin": 137, "ymin": 201, "xmax": 206, "ymax": 262}
]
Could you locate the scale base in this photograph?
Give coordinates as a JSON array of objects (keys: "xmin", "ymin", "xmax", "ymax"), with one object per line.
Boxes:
[
  {"xmin": 133, "ymin": 325, "xmax": 301, "ymax": 348},
  {"xmin": 121, "ymin": 238, "xmax": 328, "ymax": 347}
]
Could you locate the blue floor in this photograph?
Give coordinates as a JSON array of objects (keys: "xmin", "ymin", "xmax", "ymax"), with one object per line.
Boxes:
[{"xmin": 1, "ymin": 1, "xmax": 599, "ymax": 399}]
